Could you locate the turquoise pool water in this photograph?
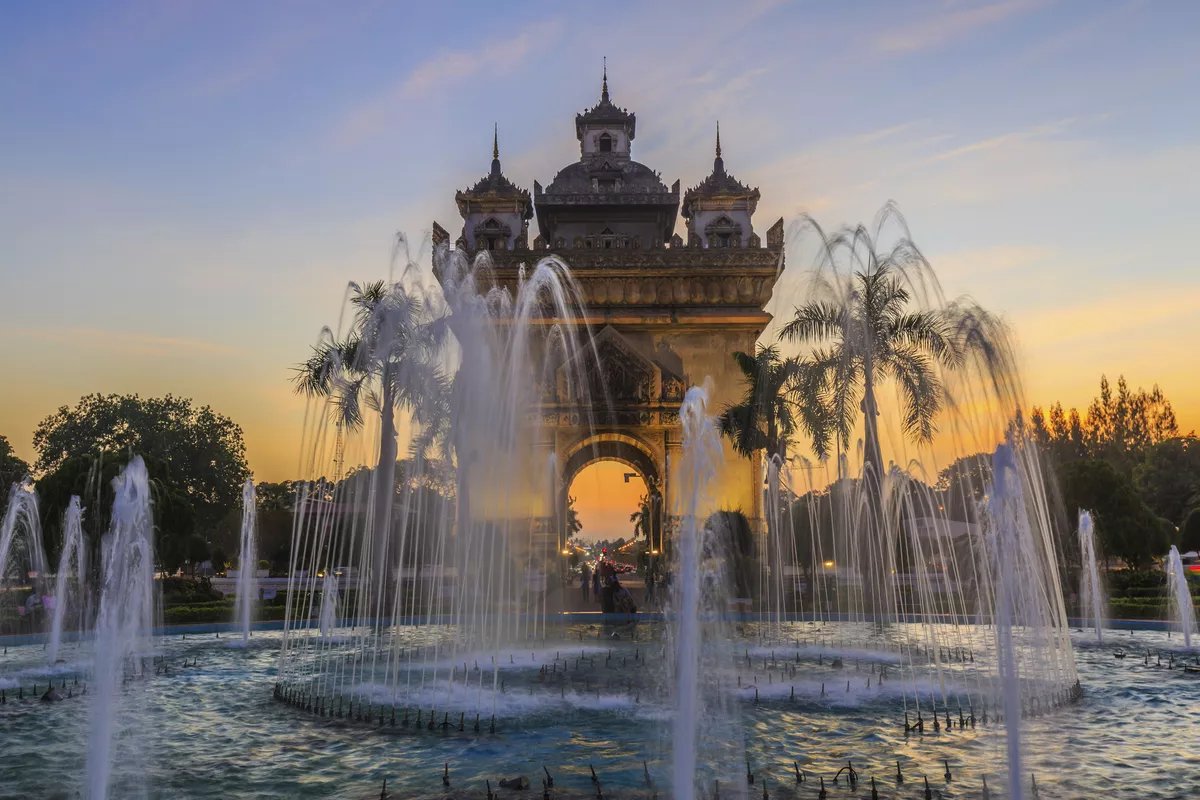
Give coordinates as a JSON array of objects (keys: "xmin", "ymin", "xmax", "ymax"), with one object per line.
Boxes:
[{"xmin": 1, "ymin": 624, "xmax": 1198, "ymax": 798}]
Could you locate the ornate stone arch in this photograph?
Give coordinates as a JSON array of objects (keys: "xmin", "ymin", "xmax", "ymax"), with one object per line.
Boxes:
[{"xmin": 558, "ymin": 432, "xmax": 663, "ymax": 549}]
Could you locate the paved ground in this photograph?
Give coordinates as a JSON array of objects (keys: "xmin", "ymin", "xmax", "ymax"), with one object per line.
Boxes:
[{"xmin": 549, "ymin": 575, "xmax": 664, "ymax": 614}]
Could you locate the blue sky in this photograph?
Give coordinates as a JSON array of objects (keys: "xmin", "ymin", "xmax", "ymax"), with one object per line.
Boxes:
[{"xmin": 2, "ymin": 0, "xmax": 1198, "ymax": 495}]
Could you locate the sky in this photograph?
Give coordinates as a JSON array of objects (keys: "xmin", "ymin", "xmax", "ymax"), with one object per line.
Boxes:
[{"xmin": 2, "ymin": 0, "xmax": 1198, "ymax": 538}]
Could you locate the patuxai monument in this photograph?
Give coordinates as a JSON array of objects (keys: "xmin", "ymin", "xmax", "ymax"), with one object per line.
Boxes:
[{"xmin": 432, "ymin": 67, "xmax": 784, "ymax": 553}]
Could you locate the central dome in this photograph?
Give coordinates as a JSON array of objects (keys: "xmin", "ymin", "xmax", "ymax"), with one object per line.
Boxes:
[{"xmin": 542, "ymin": 160, "xmax": 670, "ymax": 196}]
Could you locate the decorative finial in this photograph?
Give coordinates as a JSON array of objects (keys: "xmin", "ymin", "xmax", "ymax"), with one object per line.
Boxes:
[
  {"xmin": 715, "ymin": 121, "xmax": 722, "ymax": 159},
  {"xmin": 490, "ymin": 123, "xmax": 501, "ymax": 176},
  {"xmin": 602, "ymin": 56, "xmax": 609, "ymax": 102}
]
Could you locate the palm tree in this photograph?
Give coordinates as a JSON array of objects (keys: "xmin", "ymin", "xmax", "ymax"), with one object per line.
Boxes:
[
  {"xmin": 293, "ymin": 280, "xmax": 450, "ymax": 572},
  {"xmin": 780, "ymin": 262, "xmax": 959, "ymax": 487},
  {"xmin": 630, "ymin": 494, "xmax": 652, "ymax": 541},
  {"xmin": 717, "ymin": 344, "xmax": 828, "ymax": 463},
  {"xmin": 565, "ymin": 495, "xmax": 583, "ymax": 539}
]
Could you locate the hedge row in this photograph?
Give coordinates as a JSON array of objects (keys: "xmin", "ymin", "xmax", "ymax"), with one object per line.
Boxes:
[
  {"xmin": 1109, "ymin": 599, "xmax": 1173, "ymax": 620},
  {"xmin": 162, "ymin": 603, "xmax": 288, "ymax": 625}
]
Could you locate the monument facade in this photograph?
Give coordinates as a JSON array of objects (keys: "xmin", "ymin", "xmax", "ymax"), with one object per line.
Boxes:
[{"xmin": 434, "ymin": 68, "xmax": 783, "ymax": 551}]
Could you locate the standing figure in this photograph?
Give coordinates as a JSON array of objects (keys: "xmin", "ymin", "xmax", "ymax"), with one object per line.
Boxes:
[{"xmin": 581, "ymin": 562, "xmax": 591, "ymax": 603}]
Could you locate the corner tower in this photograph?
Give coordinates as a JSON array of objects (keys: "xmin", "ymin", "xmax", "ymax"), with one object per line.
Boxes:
[
  {"xmin": 682, "ymin": 123, "xmax": 763, "ymax": 248},
  {"xmin": 452, "ymin": 125, "xmax": 533, "ymax": 251}
]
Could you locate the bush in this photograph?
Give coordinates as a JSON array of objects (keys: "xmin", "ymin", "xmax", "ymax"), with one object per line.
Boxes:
[
  {"xmin": 1109, "ymin": 598, "xmax": 1170, "ymax": 620},
  {"xmin": 161, "ymin": 577, "xmax": 224, "ymax": 607},
  {"xmin": 162, "ymin": 601, "xmax": 288, "ymax": 625}
]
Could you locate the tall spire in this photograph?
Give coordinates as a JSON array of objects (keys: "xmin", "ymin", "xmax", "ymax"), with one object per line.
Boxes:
[
  {"xmin": 490, "ymin": 122, "xmax": 501, "ymax": 175},
  {"xmin": 601, "ymin": 56, "xmax": 609, "ymax": 102},
  {"xmin": 714, "ymin": 120, "xmax": 725, "ymax": 174}
]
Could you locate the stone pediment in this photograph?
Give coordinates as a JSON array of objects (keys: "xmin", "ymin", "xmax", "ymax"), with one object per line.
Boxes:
[{"xmin": 558, "ymin": 326, "xmax": 660, "ymax": 405}]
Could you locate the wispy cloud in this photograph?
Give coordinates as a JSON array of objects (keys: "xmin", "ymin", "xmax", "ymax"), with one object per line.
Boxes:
[
  {"xmin": 877, "ymin": 0, "xmax": 1051, "ymax": 54},
  {"xmin": 334, "ymin": 18, "xmax": 562, "ymax": 146},
  {"xmin": 3, "ymin": 328, "xmax": 238, "ymax": 357},
  {"xmin": 918, "ymin": 117, "xmax": 1078, "ymax": 165}
]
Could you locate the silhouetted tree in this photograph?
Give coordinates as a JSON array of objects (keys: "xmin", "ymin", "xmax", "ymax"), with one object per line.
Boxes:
[{"xmin": 32, "ymin": 394, "xmax": 248, "ymax": 532}]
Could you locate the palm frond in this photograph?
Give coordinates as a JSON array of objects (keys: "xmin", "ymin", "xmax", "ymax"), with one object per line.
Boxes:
[
  {"xmin": 779, "ymin": 302, "xmax": 846, "ymax": 344},
  {"xmin": 884, "ymin": 345, "xmax": 944, "ymax": 442}
]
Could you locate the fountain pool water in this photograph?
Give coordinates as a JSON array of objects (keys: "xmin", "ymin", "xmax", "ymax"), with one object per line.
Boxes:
[{"xmin": 2, "ymin": 625, "xmax": 1199, "ymax": 798}]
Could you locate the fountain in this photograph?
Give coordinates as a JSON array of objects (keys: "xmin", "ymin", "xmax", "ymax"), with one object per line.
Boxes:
[
  {"xmin": 1078, "ymin": 510, "xmax": 1105, "ymax": 643},
  {"xmin": 2, "ymin": 225, "xmax": 1148, "ymax": 799},
  {"xmin": 46, "ymin": 496, "xmax": 87, "ymax": 664},
  {"xmin": 670, "ymin": 385, "xmax": 742, "ymax": 798},
  {"xmin": 1166, "ymin": 545, "xmax": 1196, "ymax": 649},
  {"xmin": 261, "ymin": 234, "xmax": 1087, "ymax": 795},
  {"xmin": 0, "ymin": 478, "xmax": 46, "ymax": 587},
  {"xmin": 232, "ymin": 478, "xmax": 258, "ymax": 643},
  {"xmin": 318, "ymin": 573, "xmax": 338, "ymax": 638},
  {"xmin": 87, "ymin": 456, "xmax": 157, "ymax": 800}
]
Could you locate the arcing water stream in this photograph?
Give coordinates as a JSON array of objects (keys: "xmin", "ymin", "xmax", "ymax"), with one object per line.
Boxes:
[
  {"xmin": 46, "ymin": 496, "xmax": 86, "ymax": 665},
  {"xmin": 1079, "ymin": 510, "xmax": 1106, "ymax": 644},
  {"xmin": 1167, "ymin": 545, "xmax": 1197, "ymax": 650},
  {"xmin": 233, "ymin": 479, "xmax": 258, "ymax": 644},
  {"xmin": 86, "ymin": 456, "xmax": 157, "ymax": 800}
]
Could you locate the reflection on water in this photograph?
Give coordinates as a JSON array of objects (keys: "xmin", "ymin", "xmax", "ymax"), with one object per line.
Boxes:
[{"xmin": 1, "ymin": 624, "xmax": 1198, "ymax": 799}]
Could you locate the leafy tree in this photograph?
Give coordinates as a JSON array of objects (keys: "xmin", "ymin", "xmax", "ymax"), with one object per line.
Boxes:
[
  {"xmin": 255, "ymin": 481, "xmax": 297, "ymax": 512},
  {"xmin": 36, "ymin": 449, "xmax": 196, "ymax": 574},
  {"xmin": 1084, "ymin": 376, "xmax": 1177, "ymax": 472},
  {"xmin": 780, "ymin": 262, "xmax": 959, "ymax": 484},
  {"xmin": 1057, "ymin": 458, "xmax": 1169, "ymax": 569},
  {"xmin": 0, "ymin": 434, "xmax": 30, "ymax": 490},
  {"xmin": 1133, "ymin": 436, "xmax": 1200, "ymax": 527},
  {"xmin": 32, "ymin": 394, "xmax": 249, "ymax": 531},
  {"xmin": 936, "ymin": 453, "xmax": 991, "ymax": 523},
  {"xmin": 1029, "ymin": 376, "xmax": 1179, "ymax": 475},
  {"xmin": 294, "ymin": 280, "xmax": 450, "ymax": 570},
  {"xmin": 1180, "ymin": 508, "xmax": 1200, "ymax": 554}
]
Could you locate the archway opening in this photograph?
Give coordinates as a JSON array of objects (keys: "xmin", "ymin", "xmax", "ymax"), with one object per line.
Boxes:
[{"xmin": 568, "ymin": 461, "xmax": 646, "ymax": 549}]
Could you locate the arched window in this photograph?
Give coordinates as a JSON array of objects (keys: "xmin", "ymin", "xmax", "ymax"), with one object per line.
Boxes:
[
  {"xmin": 704, "ymin": 215, "xmax": 743, "ymax": 249},
  {"xmin": 598, "ymin": 132, "xmax": 613, "ymax": 153},
  {"xmin": 555, "ymin": 237, "xmax": 566, "ymax": 249}
]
